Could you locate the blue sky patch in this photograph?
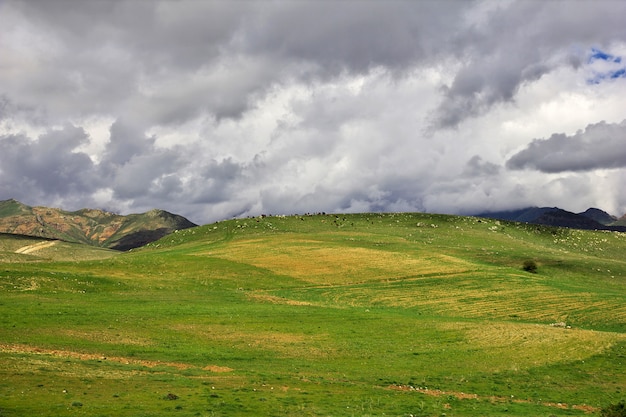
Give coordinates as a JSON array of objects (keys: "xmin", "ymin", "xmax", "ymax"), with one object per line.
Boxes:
[
  {"xmin": 610, "ymin": 68, "xmax": 626, "ymax": 79},
  {"xmin": 589, "ymin": 48, "xmax": 621, "ymax": 63},
  {"xmin": 587, "ymin": 48, "xmax": 626, "ymax": 84}
]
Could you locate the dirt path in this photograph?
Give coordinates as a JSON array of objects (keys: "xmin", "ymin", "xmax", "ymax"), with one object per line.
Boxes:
[{"xmin": 15, "ymin": 240, "xmax": 58, "ymax": 254}]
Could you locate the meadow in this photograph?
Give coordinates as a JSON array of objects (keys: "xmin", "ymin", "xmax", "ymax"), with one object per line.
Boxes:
[{"xmin": 1, "ymin": 212, "xmax": 625, "ymax": 416}]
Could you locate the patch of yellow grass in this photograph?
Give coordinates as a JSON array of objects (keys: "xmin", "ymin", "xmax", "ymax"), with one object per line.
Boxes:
[
  {"xmin": 58, "ymin": 329, "xmax": 153, "ymax": 347},
  {"xmin": 335, "ymin": 272, "xmax": 626, "ymax": 325},
  {"xmin": 0, "ymin": 355, "xmax": 143, "ymax": 379},
  {"xmin": 201, "ymin": 235, "xmax": 472, "ymax": 285},
  {"xmin": 171, "ymin": 323, "xmax": 334, "ymax": 358},
  {"xmin": 0, "ymin": 343, "xmax": 191, "ymax": 369},
  {"xmin": 440, "ymin": 321, "xmax": 625, "ymax": 370},
  {"xmin": 203, "ymin": 364, "xmax": 234, "ymax": 372},
  {"xmin": 0, "ymin": 343, "xmax": 235, "ymax": 376},
  {"xmin": 247, "ymin": 292, "xmax": 313, "ymax": 306}
]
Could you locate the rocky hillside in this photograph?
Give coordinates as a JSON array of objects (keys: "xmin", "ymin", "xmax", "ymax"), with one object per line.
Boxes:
[{"xmin": 0, "ymin": 199, "xmax": 197, "ymax": 250}]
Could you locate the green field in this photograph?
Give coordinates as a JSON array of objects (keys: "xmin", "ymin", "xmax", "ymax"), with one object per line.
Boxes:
[{"xmin": 1, "ymin": 213, "xmax": 625, "ymax": 416}]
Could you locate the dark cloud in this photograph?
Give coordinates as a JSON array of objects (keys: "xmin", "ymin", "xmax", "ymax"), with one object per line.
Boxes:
[
  {"xmin": 110, "ymin": 151, "xmax": 183, "ymax": 200},
  {"xmin": 0, "ymin": 119, "xmax": 186, "ymax": 212},
  {"xmin": 102, "ymin": 120, "xmax": 156, "ymax": 167},
  {"xmin": 0, "ymin": 125, "xmax": 101, "ymax": 202},
  {"xmin": 433, "ymin": 58, "xmax": 554, "ymax": 129},
  {"xmin": 98, "ymin": 120, "xmax": 186, "ymax": 201},
  {"xmin": 241, "ymin": 1, "xmax": 466, "ymax": 74},
  {"xmin": 436, "ymin": 60, "xmax": 525, "ymax": 127},
  {"xmin": 506, "ymin": 120, "xmax": 626, "ymax": 173},
  {"xmin": 189, "ymin": 158, "xmax": 247, "ymax": 205},
  {"xmin": 1, "ymin": 0, "xmax": 468, "ymax": 125},
  {"xmin": 4, "ymin": 0, "xmax": 626, "ymax": 128}
]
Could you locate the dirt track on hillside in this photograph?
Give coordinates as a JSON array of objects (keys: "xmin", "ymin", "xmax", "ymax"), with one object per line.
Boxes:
[{"xmin": 14, "ymin": 241, "xmax": 58, "ymax": 254}]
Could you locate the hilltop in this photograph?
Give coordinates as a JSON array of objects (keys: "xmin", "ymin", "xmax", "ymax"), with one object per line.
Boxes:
[
  {"xmin": 2, "ymin": 199, "xmax": 624, "ymax": 253},
  {"xmin": 0, "ymin": 199, "xmax": 197, "ymax": 250}
]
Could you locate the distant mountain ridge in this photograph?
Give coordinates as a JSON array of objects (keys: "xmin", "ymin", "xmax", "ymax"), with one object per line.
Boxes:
[
  {"xmin": 476, "ymin": 206, "xmax": 626, "ymax": 232},
  {"xmin": 0, "ymin": 199, "xmax": 197, "ymax": 250},
  {"xmin": 2, "ymin": 199, "xmax": 623, "ymax": 251}
]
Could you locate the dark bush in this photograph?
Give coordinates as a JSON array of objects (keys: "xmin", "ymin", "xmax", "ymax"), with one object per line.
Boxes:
[
  {"xmin": 522, "ymin": 259, "xmax": 537, "ymax": 273},
  {"xmin": 601, "ymin": 401, "xmax": 626, "ymax": 417}
]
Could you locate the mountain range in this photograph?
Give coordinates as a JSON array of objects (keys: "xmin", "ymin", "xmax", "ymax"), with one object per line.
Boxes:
[
  {"xmin": 1, "ymin": 199, "xmax": 624, "ymax": 252},
  {"xmin": 475, "ymin": 206, "xmax": 626, "ymax": 232},
  {"xmin": 0, "ymin": 199, "xmax": 197, "ymax": 251}
]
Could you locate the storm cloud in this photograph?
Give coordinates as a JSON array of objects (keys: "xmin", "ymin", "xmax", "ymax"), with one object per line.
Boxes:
[
  {"xmin": 506, "ymin": 120, "xmax": 626, "ymax": 173},
  {"xmin": 1, "ymin": 0, "xmax": 626, "ymax": 223},
  {"xmin": 0, "ymin": 126, "xmax": 100, "ymax": 199}
]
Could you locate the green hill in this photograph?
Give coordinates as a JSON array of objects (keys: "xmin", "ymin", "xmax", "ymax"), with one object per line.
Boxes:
[
  {"xmin": 1, "ymin": 212, "xmax": 625, "ymax": 416},
  {"xmin": 0, "ymin": 199, "xmax": 197, "ymax": 250},
  {"xmin": 0, "ymin": 233, "xmax": 118, "ymax": 262}
]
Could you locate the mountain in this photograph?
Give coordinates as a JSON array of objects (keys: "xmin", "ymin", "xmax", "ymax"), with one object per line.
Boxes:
[
  {"xmin": 578, "ymin": 208, "xmax": 618, "ymax": 225},
  {"xmin": 476, "ymin": 206, "xmax": 626, "ymax": 232},
  {"xmin": 476, "ymin": 207, "xmax": 558, "ymax": 223},
  {"xmin": 0, "ymin": 199, "xmax": 197, "ymax": 250},
  {"xmin": 533, "ymin": 209, "xmax": 609, "ymax": 230}
]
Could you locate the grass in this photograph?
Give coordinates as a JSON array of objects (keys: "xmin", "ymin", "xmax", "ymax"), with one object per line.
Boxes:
[
  {"xmin": 0, "ymin": 212, "xmax": 625, "ymax": 416},
  {"xmin": 0, "ymin": 233, "xmax": 117, "ymax": 264}
]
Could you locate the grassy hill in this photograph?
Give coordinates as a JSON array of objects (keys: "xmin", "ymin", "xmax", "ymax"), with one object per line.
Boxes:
[
  {"xmin": 1, "ymin": 212, "xmax": 625, "ymax": 416},
  {"xmin": 0, "ymin": 233, "xmax": 118, "ymax": 262},
  {"xmin": 0, "ymin": 199, "xmax": 197, "ymax": 250}
]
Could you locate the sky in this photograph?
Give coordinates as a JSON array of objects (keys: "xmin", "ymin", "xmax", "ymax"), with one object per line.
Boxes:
[{"xmin": 1, "ymin": 0, "xmax": 626, "ymax": 225}]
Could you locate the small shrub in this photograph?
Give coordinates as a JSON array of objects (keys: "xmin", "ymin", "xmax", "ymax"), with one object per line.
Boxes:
[
  {"xmin": 522, "ymin": 259, "xmax": 537, "ymax": 273},
  {"xmin": 601, "ymin": 401, "xmax": 626, "ymax": 417}
]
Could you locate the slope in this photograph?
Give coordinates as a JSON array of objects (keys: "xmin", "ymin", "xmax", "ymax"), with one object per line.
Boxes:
[
  {"xmin": 1, "ymin": 212, "xmax": 625, "ymax": 416},
  {"xmin": 0, "ymin": 233, "xmax": 118, "ymax": 262}
]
